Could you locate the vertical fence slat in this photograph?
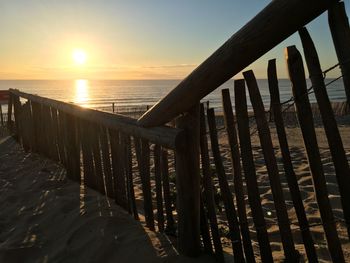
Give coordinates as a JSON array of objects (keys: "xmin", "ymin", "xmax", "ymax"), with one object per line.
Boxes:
[
  {"xmin": 244, "ymin": 70, "xmax": 298, "ymax": 261},
  {"xmin": 134, "ymin": 137, "xmax": 155, "ymax": 230},
  {"xmin": 161, "ymin": 149, "xmax": 175, "ymax": 232},
  {"xmin": 268, "ymin": 58, "xmax": 318, "ymax": 262},
  {"xmin": 207, "ymin": 108, "xmax": 245, "ymax": 262},
  {"xmin": 199, "ymin": 104, "xmax": 224, "ymax": 262},
  {"xmin": 56, "ymin": 110, "xmax": 67, "ymax": 165},
  {"xmin": 81, "ymin": 120, "xmax": 97, "ymax": 189},
  {"xmin": 120, "ymin": 134, "xmax": 130, "ymax": 210},
  {"xmin": 234, "ymin": 79, "xmax": 273, "ymax": 262},
  {"xmin": 286, "ymin": 45, "xmax": 345, "ymax": 262},
  {"xmin": 125, "ymin": 136, "xmax": 139, "ymax": 220},
  {"xmin": 41, "ymin": 105, "xmax": 53, "ymax": 158},
  {"xmin": 328, "ymin": 1, "xmax": 350, "ymax": 106},
  {"xmin": 50, "ymin": 107, "xmax": 60, "ymax": 162},
  {"xmin": 29, "ymin": 101, "xmax": 38, "ymax": 153},
  {"xmin": 175, "ymin": 104, "xmax": 201, "ymax": 256},
  {"xmin": 100, "ymin": 127, "xmax": 114, "ymax": 198},
  {"xmin": 32, "ymin": 102, "xmax": 44, "ymax": 154},
  {"xmin": 60, "ymin": 112, "xmax": 70, "ymax": 176},
  {"xmin": 110, "ymin": 129, "xmax": 128, "ymax": 209},
  {"xmin": 199, "ymin": 197, "xmax": 213, "ymax": 254},
  {"xmin": 0, "ymin": 104, "xmax": 3, "ymax": 126},
  {"xmin": 154, "ymin": 145, "xmax": 165, "ymax": 232},
  {"xmin": 7, "ymin": 94, "xmax": 13, "ymax": 131},
  {"xmin": 65, "ymin": 114, "xmax": 80, "ymax": 182},
  {"xmin": 299, "ymin": 27, "xmax": 350, "ymax": 240},
  {"xmin": 12, "ymin": 95, "xmax": 22, "ymax": 142},
  {"xmin": 221, "ymin": 89, "xmax": 255, "ymax": 263},
  {"xmin": 91, "ymin": 125, "xmax": 105, "ymax": 194},
  {"xmin": 18, "ymin": 102, "xmax": 33, "ymax": 152}
]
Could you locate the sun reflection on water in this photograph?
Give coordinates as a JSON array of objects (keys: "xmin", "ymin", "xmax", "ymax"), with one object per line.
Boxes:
[{"xmin": 75, "ymin": 79, "xmax": 89, "ymax": 107}]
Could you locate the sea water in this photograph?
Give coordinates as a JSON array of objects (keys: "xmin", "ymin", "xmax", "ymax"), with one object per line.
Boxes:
[{"xmin": 0, "ymin": 78, "xmax": 346, "ymax": 113}]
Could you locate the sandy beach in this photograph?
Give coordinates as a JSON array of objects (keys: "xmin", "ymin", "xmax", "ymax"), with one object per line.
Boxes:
[
  {"xmin": 0, "ymin": 134, "xmax": 214, "ymax": 263},
  {"xmin": 215, "ymin": 119, "xmax": 350, "ymax": 262},
  {"xmin": 0, "ymin": 114, "xmax": 350, "ymax": 262}
]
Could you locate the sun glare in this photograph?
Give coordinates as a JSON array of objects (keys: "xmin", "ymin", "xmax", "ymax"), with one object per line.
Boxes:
[
  {"xmin": 72, "ymin": 49, "xmax": 87, "ymax": 65},
  {"xmin": 75, "ymin": 79, "xmax": 89, "ymax": 106}
]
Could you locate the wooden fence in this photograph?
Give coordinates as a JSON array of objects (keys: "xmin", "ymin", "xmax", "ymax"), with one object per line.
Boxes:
[
  {"xmin": 4, "ymin": 1, "xmax": 350, "ymax": 262},
  {"xmin": 6, "ymin": 88, "xmax": 204, "ymax": 256},
  {"xmin": 194, "ymin": 26, "xmax": 349, "ymax": 262}
]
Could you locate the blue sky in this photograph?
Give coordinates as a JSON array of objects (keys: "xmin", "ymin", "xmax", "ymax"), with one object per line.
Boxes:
[{"xmin": 0, "ymin": 0, "xmax": 348, "ymax": 79}]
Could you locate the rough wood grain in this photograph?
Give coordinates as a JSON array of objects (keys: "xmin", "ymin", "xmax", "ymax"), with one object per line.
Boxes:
[
  {"xmin": 207, "ymin": 107, "xmax": 245, "ymax": 262},
  {"xmin": 299, "ymin": 27, "xmax": 350, "ymax": 241},
  {"xmin": 100, "ymin": 127, "xmax": 114, "ymax": 198},
  {"xmin": 138, "ymin": 0, "xmax": 337, "ymax": 127},
  {"xmin": 286, "ymin": 45, "xmax": 344, "ymax": 262},
  {"xmin": 244, "ymin": 70, "xmax": 298, "ymax": 261},
  {"xmin": 268, "ymin": 58, "xmax": 317, "ymax": 262},
  {"xmin": 222, "ymin": 88, "xmax": 255, "ymax": 263},
  {"xmin": 199, "ymin": 104, "xmax": 224, "ymax": 262},
  {"xmin": 175, "ymin": 105, "xmax": 201, "ymax": 256},
  {"xmin": 161, "ymin": 150, "xmax": 175, "ymax": 232},
  {"xmin": 234, "ymin": 80, "xmax": 273, "ymax": 262},
  {"xmin": 134, "ymin": 137, "xmax": 155, "ymax": 230},
  {"xmin": 154, "ymin": 145, "xmax": 165, "ymax": 232},
  {"xmin": 125, "ymin": 136, "xmax": 139, "ymax": 220},
  {"xmin": 328, "ymin": 1, "xmax": 350, "ymax": 106},
  {"xmin": 9, "ymin": 89, "xmax": 183, "ymax": 150}
]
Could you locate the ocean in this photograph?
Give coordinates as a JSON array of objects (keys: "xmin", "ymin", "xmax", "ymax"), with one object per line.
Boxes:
[{"xmin": 0, "ymin": 79, "xmax": 346, "ymax": 114}]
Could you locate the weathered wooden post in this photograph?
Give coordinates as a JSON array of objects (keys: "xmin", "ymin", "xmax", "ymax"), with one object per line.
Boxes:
[
  {"xmin": 234, "ymin": 80, "xmax": 273, "ymax": 262},
  {"xmin": 65, "ymin": 114, "xmax": 80, "ymax": 182},
  {"xmin": 134, "ymin": 137, "xmax": 154, "ymax": 230},
  {"xmin": 286, "ymin": 45, "xmax": 345, "ymax": 262},
  {"xmin": 268, "ymin": 58, "xmax": 317, "ymax": 262},
  {"xmin": 199, "ymin": 104, "xmax": 224, "ymax": 262},
  {"xmin": 175, "ymin": 105, "xmax": 201, "ymax": 256},
  {"xmin": 299, "ymin": 27, "xmax": 350, "ymax": 240},
  {"xmin": 100, "ymin": 127, "xmax": 115, "ymax": 198},
  {"xmin": 7, "ymin": 93, "xmax": 13, "ymax": 131},
  {"xmin": 207, "ymin": 107, "xmax": 245, "ymax": 262},
  {"xmin": 0, "ymin": 104, "xmax": 4, "ymax": 126},
  {"xmin": 328, "ymin": 1, "xmax": 350, "ymax": 106},
  {"xmin": 80, "ymin": 120, "xmax": 96, "ymax": 189},
  {"xmin": 244, "ymin": 70, "xmax": 298, "ymax": 262},
  {"xmin": 124, "ymin": 136, "xmax": 139, "ymax": 220},
  {"xmin": 222, "ymin": 88, "xmax": 255, "ymax": 263},
  {"xmin": 31, "ymin": 102, "xmax": 44, "ymax": 154},
  {"xmin": 154, "ymin": 145, "xmax": 165, "ymax": 232},
  {"xmin": 161, "ymin": 150, "xmax": 175, "ymax": 231},
  {"xmin": 138, "ymin": 0, "xmax": 338, "ymax": 127},
  {"xmin": 12, "ymin": 95, "xmax": 22, "ymax": 142}
]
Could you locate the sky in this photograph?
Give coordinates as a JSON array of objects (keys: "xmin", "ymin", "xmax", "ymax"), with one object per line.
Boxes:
[{"xmin": 0, "ymin": 0, "xmax": 348, "ymax": 80}]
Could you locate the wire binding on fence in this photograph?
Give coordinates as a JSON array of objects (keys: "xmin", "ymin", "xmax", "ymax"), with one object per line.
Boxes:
[{"xmin": 205, "ymin": 62, "xmax": 345, "ymax": 159}]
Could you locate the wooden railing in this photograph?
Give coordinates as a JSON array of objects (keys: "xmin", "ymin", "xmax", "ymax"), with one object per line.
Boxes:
[
  {"xmin": 7, "ymin": 89, "xmax": 200, "ymax": 256},
  {"xmin": 4, "ymin": 1, "xmax": 350, "ymax": 261},
  {"xmin": 192, "ymin": 24, "xmax": 349, "ymax": 261},
  {"xmin": 138, "ymin": 0, "xmax": 341, "ymax": 127}
]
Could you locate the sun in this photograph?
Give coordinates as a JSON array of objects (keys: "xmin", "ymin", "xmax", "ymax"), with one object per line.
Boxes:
[{"xmin": 72, "ymin": 49, "xmax": 87, "ymax": 65}]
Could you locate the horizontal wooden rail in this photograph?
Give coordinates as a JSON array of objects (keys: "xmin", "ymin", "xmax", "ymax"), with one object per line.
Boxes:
[
  {"xmin": 9, "ymin": 89, "xmax": 184, "ymax": 150},
  {"xmin": 138, "ymin": 0, "xmax": 338, "ymax": 127}
]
